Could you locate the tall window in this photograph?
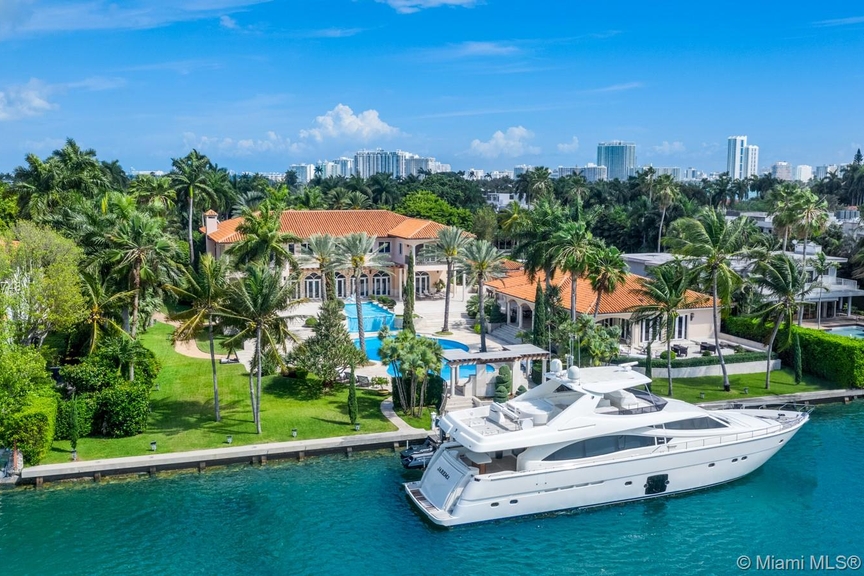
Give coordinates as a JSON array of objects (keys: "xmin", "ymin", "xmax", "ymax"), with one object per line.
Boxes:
[
  {"xmin": 372, "ymin": 271, "xmax": 391, "ymax": 296},
  {"xmin": 415, "ymin": 271, "xmax": 430, "ymax": 295},
  {"xmin": 335, "ymin": 273, "xmax": 346, "ymax": 299},
  {"xmin": 640, "ymin": 318, "xmax": 659, "ymax": 343},
  {"xmin": 377, "ymin": 241, "xmax": 391, "ymax": 254},
  {"xmin": 351, "ymin": 275, "xmax": 368, "ymax": 297},
  {"xmin": 674, "ymin": 315, "xmax": 689, "ymax": 340},
  {"xmin": 304, "ymin": 273, "xmax": 322, "ymax": 300}
]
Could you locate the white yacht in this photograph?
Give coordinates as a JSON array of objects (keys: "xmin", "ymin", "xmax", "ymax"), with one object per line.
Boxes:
[{"xmin": 405, "ymin": 360, "xmax": 811, "ymax": 526}]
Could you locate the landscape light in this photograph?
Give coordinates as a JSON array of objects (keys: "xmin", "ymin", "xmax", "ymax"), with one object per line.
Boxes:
[
  {"xmin": 292, "ymin": 428, "xmax": 298, "ymax": 437},
  {"xmin": 226, "ymin": 435, "xmax": 233, "ymax": 445},
  {"xmin": 354, "ymin": 423, "xmax": 361, "ymax": 432},
  {"xmin": 150, "ymin": 441, "xmax": 157, "ymax": 451}
]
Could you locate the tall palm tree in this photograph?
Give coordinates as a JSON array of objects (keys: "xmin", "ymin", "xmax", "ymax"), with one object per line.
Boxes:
[
  {"xmin": 423, "ymin": 227, "xmax": 471, "ymax": 332},
  {"xmin": 221, "ymin": 263, "xmax": 298, "ymax": 433},
  {"xmin": 298, "ymin": 234, "xmax": 339, "ymax": 300},
  {"xmin": 103, "ymin": 212, "xmax": 183, "ymax": 342},
  {"xmin": 511, "ymin": 196, "xmax": 566, "ymax": 290},
  {"xmin": 768, "ymin": 183, "xmax": 802, "ymax": 251},
  {"xmin": 750, "ymin": 254, "xmax": 818, "ymax": 390},
  {"xmin": 129, "ymin": 174, "xmax": 175, "ymax": 214},
  {"xmin": 666, "ymin": 208, "xmax": 752, "ymax": 391},
  {"xmin": 166, "ymin": 254, "xmax": 230, "ymax": 421},
  {"xmin": 457, "ymin": 239, "xmax": 507, "ymax": 352},
  {"xmin": 170, "ymin": 149, "xmax": 213, "ymax": 265},
  {"xmin": 810, "ymin": 251, "xmax": 837, "ymax": 328},
  {"xmin": 588, "ymin": 245, "xmax": 628, "ymax": 318},
  {"xmin": 227, "ymin": 205, "xmax": 299, "ymax": 269},
  {"xmin": 80, "ymin": 271, "xmax": 134, "ymax": 354},
  {"xmin": 655, "ymin": 174, "xmax": 678, "ymax": 252},
  {"xmin": 548, "ymin": 221, "xmax": 596, "ymax": 321},
  {"xmin": 629, "ymin": 262, "xmax": 702, "ymax": 396},
  {"xmin": 368, "ymin": 173, "xmax": 400, "ymax": 207},
  {"xmin": 334, "ymin": 233, "xmax": 391, "ymax": 352}
]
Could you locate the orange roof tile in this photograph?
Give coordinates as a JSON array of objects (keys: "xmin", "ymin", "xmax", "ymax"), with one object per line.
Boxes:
[
  {"xmin": 204, "ymin": 209, "xmax": 450, "ymax": 244},
  {"xmin": 486, "ymin": 268, "xmax": 713, "ymax": 315},
  {"xmin": 203, "ymin": 209, "xmax": 218, "ymax": 216}
]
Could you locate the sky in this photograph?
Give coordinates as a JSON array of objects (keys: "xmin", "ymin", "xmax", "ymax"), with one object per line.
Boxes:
[{"xmin": 1, "ymin": 0, "xmax": 863, "ymax": 175}]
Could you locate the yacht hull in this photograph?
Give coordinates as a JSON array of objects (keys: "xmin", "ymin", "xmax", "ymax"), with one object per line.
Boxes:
[{"xmin": 405, "ymin": 418, "xmax": 805, "ymax": 527}]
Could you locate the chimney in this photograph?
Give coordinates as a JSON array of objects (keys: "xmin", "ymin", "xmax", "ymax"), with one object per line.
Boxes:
[{"xmin": 203, "ymin": 210, "xmax": 219, "ymax": 235}]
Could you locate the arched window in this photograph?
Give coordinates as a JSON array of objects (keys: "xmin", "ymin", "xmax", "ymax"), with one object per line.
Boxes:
[
  {"xmin": 372, "ymin": 270, "xmax": 391, "ymax": 296},
  {"xmin": 335, "ymin": 273, "xmax": 346, "ymax": 299},
  {"xmin": 304, "ymin": 273, "xmax": 322, "ymax": 300},
  {"xmin": 415, "ymin": 271, "xmax": 430, "ymax": 295}
]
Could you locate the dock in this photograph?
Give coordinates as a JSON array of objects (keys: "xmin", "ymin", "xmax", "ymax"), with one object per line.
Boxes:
[
  {"xmin": 698, "ymin": 388, "xmax": 864, "ymax": 409},
  {"xmin": 18, "ymin": 429, "xmax": 428, "ymax": 487}
]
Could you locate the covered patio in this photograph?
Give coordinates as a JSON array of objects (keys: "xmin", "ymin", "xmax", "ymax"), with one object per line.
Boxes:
[{"xmin": 442, "ymin": 344, "xmax": 550, "ymax": 405}]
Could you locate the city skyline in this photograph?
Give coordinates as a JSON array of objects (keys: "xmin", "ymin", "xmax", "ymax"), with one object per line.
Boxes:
[{"xmin": 1, "ymin": 1, "xmax": 863, "ymax": 173}]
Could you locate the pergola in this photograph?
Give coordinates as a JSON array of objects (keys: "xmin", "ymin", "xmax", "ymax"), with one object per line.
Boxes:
[{"xmin": 442, "ymin": 344, "xmax": 550, "ymax": 398}]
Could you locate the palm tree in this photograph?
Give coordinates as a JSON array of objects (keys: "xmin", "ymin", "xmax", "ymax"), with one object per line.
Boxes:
[
  {"xmin": 629, "ymin": 262, "xmax": 702, "ymax": 396},
  {"xmin": 457, "ymin": 239, "xmax": 507, "ymax": 352},
  {"xmin": 750, "ymin": 254, "xmax": 818, "ymax": 389},
  {"xmin": 655, "ymin": 174, "xmax": 678, "ymax": 252},
  {"xmin": 666, "ymin": 208, "xmax": 752, "ymax": 391},
  {"xmin": 221, "ymin": 263, "xmax": 298, "ymax": 433},
  {"xmin": 166, "ymin": 254, "xmax": 230, "ymax": 421},
  {"xmin": 511, "ymin": 196, "xmax": 566, "ymax": 290},
  {"xmin": 423, "ymin": 227, "xmax": 471, "ymax": 332},
  {"xmin": 103, "ymin": 212, "xmax": 183, "ymax": 342},
  {"xmin": 768, "ymin": 183, "xmax": 802, "ymax": 251},
  {"xmin": 227, "ymin": 205, "xmax": 299, "ymax": 269},
  {"xmin": 129, "ymin": 174, "xmax": 176, "ymax": 214},
  {"xmin": 334, "ymin": 233, "xmax": 391, "ymax": 353},
  {"xmin": 80, "ymin": 272, "xmax": 134, "ymax": 354},
  {"xmin": 170, "ymin": 149, "xmax": 214, "ymax": 265},
  {"xmin": 368, "ymin": 173, "xmax": 400, "ymax": 207},
  {"xmin": 548, "ymin": 221, "xmax": 596, "ymax": 321},
  {"xmin": 298, "ymin": 234, "xmax": 339, "ymax": 300},
  {"xmin": 587, "ymin": 245, "xmax": 628, "ymax": 318},
  {"xmin": 810, "ymin": 251, "xmax": 838, "ymax": 328}
]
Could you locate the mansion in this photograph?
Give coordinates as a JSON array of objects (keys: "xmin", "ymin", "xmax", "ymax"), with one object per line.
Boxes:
[{"xmin": 202, "ymin": 209, "xmax": 454, "ymax": 300}]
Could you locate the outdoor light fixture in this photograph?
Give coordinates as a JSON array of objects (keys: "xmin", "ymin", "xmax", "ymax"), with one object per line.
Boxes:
[
  {"xmin": 226, "ymin": 435, "xmax": 233, "ymax": 445},
  {"xmin": 292, "ymin": 428, "xmax": 298, "ymax": 437},
  {"xmin": 150, "ymin": 441, "xmax": 157, "ymax": 451},
  {"xmin": 743, "ymin": 387, "xmax": 749, "ymax": 394},
  {"xmin": 71, "ymin": 450, "xmax": 78, "ymax": 461},
  {"xmin": 354, "ymin": 424, "xmax": 361, "ymax": 432},
  {"xmin": 700, "ymin": 392, "xmax": 705, "ymax": 399}
]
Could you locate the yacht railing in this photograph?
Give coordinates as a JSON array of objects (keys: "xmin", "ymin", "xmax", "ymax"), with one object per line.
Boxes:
[{"xmin": 663, "ymin": 412, "xmax": 807, "ymax": 453}]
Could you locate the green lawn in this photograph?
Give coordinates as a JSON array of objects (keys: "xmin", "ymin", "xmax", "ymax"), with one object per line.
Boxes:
[
  {"xmin": 650, "ymin": 368, "xmax": 837, "ymax": 404},
  {"xmin": 45, "ymin": 322, "xmax": 396, "ymax": 464},
  {"xmin": 194, "ymin": 330, "xmax": 230, "ymax": 355}
]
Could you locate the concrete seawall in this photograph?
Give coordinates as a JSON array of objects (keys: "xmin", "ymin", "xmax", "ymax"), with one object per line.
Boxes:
[{"xmin": 19, "ymin": 429, "xmax": 428, "ymax": 487}]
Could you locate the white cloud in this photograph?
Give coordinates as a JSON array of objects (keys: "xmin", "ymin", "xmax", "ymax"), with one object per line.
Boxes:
[
  {"xmin": 20, "ymin": 137, "xmax": 64, "ymax": 151},
  {"xmin": 557, "ymin": 136, "xmax": 580, "ymax": 153},
  {"xmin": 376, "ymin": 0, "xmax": 476, "ymax": 14},
  {"xmin": 182, "ymin": 130, "xmax": 300, "ymax": 156},
  {"xmin": 436, "ymin": 41, "xmax": 519, "ymax": 58},
  {"xmin": 814, "ymin": 15, "xmax": 864, "ymax": 27},
  {"xmin": 580, "ymin": 82, "xmax": 643, "ymax": 94},
  {"xmin": 0, "ymin": 79, "xmax": 56, "ymax": 121},
  {"xmin": 63, "ymin": 76, "xmax": 127, "ymax": 91},
  {"xmin": 470, "ymin": 126, "xmax": 540, "ymax": 159},
  {"xmin": 302, "ymin": 27, "xmax": 365, "ymax": 38},
  {"xmin": 651, "ymin": 141, "xmax": 686, "ymax": 156},
  {"xmin": 300, "ymin": 104, "xmax": 399, "ymax": 142},
  {"xmin": 219, "ymin": 15, "xmax": 238, "ymax": 29}
]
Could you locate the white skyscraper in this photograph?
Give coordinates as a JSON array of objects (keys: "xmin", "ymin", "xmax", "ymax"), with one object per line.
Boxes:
[
  {"xmin": 727, "ymin": 136, "xmax": 759, "ymax": 179},
  {"xmin": 744, "ymin": 145, "xmax": 759, "ymax": 178},
  {"xmin": 597, "ymin": 141, "xmax": 637, "ymax": 181},
  {"xmin": 579, "ymin": 163, "xmax": 607, "ymax": 182},
  {"xmin": 771, "ymin": 161, "xmax": 793, "ymax": 181},
  {"xmin": 795, "ymin": 165, "xmax": 813, "ymax": 182},
  {"xmin": 815, "ymin": 165, "xmax": 839, "ymax": 180},
  {"xmin": 289, "ymin": 163, "xmax": 315, "ymax": 184},
  {"xmin": 513, "ymin": 164, "xmax": 533, "ymax": 177}
]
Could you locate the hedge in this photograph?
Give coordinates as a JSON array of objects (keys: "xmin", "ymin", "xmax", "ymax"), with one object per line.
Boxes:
[
  {"xmin": 55, "ymin": 395, "xmax": 98, "ymax": 440},
  {"xmin": 724, "ymin": 316, "xmax": 864, "ymax": 388},
  {"xmin": 616, "ymin": 351, "xmax": 772, "ymax": 369},
  {"xmin": 95, "ymin": 383, "xmax": 151, "ymax": 437},
  {"xmin": 2, "ymin": 396, "xmax": 58, "ymax": 464},
  {"xmin": 391, "ymin": 374, "xmax": 445, "ymax": 412}
]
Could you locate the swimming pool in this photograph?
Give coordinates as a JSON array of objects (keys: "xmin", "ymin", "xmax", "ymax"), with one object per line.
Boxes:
[
  {"xmin": 343, "ymin": 301, "xmax": 395, "ymax": 333},
  {"xmin": 826, "ymin": 325, "xmax": 864, "ymax": 339},
  {"xmin": 355, "ymin": 335, "xmax": 495, "ymax": 380}
]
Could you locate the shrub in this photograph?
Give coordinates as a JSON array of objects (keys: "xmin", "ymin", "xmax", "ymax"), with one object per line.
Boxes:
[
  {"xmin": 372, "ymin": 295, "xmax": 396, "ymax": 310},
  {"xmin": 391, "ymin": 374, "xmax": 445, "ymax": 411},
  {"xmin": 617, "ymin": 351, "xmax": 772, "ymax": 369},
  {"xmin": 701, "ymin": 350, "xmax": 712, "ymax": 357},
  {"xmin": 59, "ymin": 362, "xmax": 125, "ymax": 394},
  {"xmin": 659, "ymin": 350, "xmax": 677, "ymax": 361},
  {"xmin": 516, "ymin": 385, "xmax": 528, "ymax": 396},
  {"xmin": 95, "ymin": 383, "xmax": 150, "ymax": 437},
  {"xmin": 304, "ymin": 317, "xmax": 318, "ymax": 327},
  {"xmin": 1, "ymin": 396, "xmax": 57, "ymax": 464},
  {"xmin": 371, "ymin": 376, "xmax": 389, "ymax": 388},
  {"xmin": 473, "ymin": 323, "xmax": 481, "ymax": 334},
  {"xmin": 725, "ymin": 316, "xmax": 864, "ymax": 388},
  {"xmin": 54, "ymin": 395, "xmax": 97, "ymax": 440},
  {"xmin": 494, "ymin": 365, "xmax": 512, "ymax": 403}
]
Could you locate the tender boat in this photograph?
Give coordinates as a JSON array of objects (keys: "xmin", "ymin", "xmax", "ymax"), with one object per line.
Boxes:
[{"xmin": 405, "ymin": 360, "xmax": 811, "ymax": 526}]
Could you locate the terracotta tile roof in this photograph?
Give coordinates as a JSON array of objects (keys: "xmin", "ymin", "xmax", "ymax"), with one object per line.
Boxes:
[
  {"xmin": 203, "ymin": 209, "xmax": 450, "ymax": 244},
  {"xmin": 486, "ymin": 267, "xmax": 714, "ymax": 315},
  {"xmin": 203, "ymin": 209, "xmax": 218, "ymax": 216}
]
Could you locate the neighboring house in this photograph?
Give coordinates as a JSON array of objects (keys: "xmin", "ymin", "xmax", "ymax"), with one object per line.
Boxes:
[
  {"xmin": 201, "ymin": 209, "xmax": 452, "ymax": 300},
  {"xmin": 485, "ymin": 266, "xmax": 715, "ymax": 349},
  {"xmin": 623, "ymin": 244, "xmax": 864, "ymax": 319}
]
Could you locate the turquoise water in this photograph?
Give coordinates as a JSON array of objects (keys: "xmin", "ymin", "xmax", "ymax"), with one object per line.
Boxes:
[
  {"xmin": 827, "ymin": 325, "xmax": 864, "ymax": 338},
  {"xmin": 1, "ymin": 403, "xmax": 863, "ymax": 575},
  {"xmin": 343, "ymin": 301, "xmax": 395, "ymax": 333},
  {"xmin": 357, "ymin": 335, "xmax": 495, "ymax": 380}
]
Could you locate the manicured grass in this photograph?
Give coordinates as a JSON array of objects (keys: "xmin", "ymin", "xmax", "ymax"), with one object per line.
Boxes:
[
  {"xmin": 399, "ymin": 409, "xmax": 434, "ymax": 430},
  {"xmin": 650, "ymin": 368, "xmax": 838, "ymax": 404},
  {"xmin": 45, "ymin": 322, "xmax": 396, "ymax": 464},
  {"xmin": 194, "ymin": 330, "xmax": 230, "ymax": 355}
]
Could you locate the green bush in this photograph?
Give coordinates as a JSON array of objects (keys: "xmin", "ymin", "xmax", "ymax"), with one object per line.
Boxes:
[
  {"xmin": 304, "ymin": 317, "xmax": 318, "ymax": 327},
  {"xmin": 391, "ymin": 374, "xmax": 445, "ymax": 411},
  {"xmin": 371, "ymin": 376, "xmax": 389, "ymax": 387},
  {"xmin": 59, "ymin": 361, "xmax": 125, "ymax": 394},
  {"xmin": 516, "ymin": 385, "xmax": 528, "ymax": 396},
  {"xmin": 95, "ymin": 383, "xmax": 150, "ymax": 437},
  {"xmin": 372, "ymin": 295, "xmax": 396, "ymax": 310},
  {"xmin": 473, "ymin": 323, "xmax": 481, "ymax": 334},
  {"xmin": 617, "ymin": 351, "xmax": 771, "ymax": 369},
  {"xmin": 659, "ymin": 350, "xmax": 677, "ymax": 361},
  {"xmin": 54, "ymin": 395, "xmax": 97, "ymax": 440},
  {"xmin": 725, "ymin": 316, "xmax": 864, "ymax": 388},
  {"xmin": 1, "ymin": 396, "xmax": 57, "ymax": 464},
  {"xmin": 701, "ymin": 350, "xmax": 712, "ymax": 357}
]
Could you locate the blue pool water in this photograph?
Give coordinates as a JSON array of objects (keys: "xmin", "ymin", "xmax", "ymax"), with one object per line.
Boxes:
[
  {"xmin": 1, "ymin": 403, "xmax": 861, "ymax": 575},
  {"xmin": 356, "ymin": 335, "xmax": 495, "ymax": 380},
  {"xmin": 827, "ymin": 325, "xmax": 864, "ymax": 339},
  {"xmin": 343, "ymin": 301, "xmax": 395, "ymax": 333}
]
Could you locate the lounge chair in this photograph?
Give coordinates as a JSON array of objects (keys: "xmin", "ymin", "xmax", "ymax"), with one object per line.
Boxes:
[{"xmin": 356, "ymin": 375, "xmax": 372, "ymax": 387}]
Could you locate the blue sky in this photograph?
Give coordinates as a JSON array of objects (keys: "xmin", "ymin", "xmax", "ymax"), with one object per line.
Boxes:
[{"xmin": 1, "ymin": 0, "xmax": 863, "ymax": 174}]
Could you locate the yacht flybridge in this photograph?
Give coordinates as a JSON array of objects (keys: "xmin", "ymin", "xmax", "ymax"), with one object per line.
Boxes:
[{"xmin": 405, "ymin": 360, "xmax": 810, "ymax": 526}]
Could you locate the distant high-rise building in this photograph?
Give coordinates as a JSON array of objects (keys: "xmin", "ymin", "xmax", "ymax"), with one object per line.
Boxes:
[
  {"xmin": 579, "ymin": 163, "xmax": 607, "ymax": 182},
  {"xmin": 650, "ymin": 166, "xmax": 682, "ymax": 182},
  {"xmin": 597, "ymin": 141, "xmax": 636, "ymax": 181},
  {"xmin": 353, "ymin": 149, "xmax": 442, "ymax": 178},
  {"xmin": 489, "ymin": 170, "xmax": 514, "ymax": 179},
  {"xmin": 815, "ymin": 165, "xmax": 839, "ymax": 180},
  {"xmin": 555, "ymin": 166, "xmax": 579, "ymax": 178},
  {"xmin": 744, "ymin": 145, "xmax": 759, "ymax": 178},
  {"xmin": 513, "ymin": 164, "xmax": 533, "ymax": 177},
  {"xmin": 771, "ymin": 161, "xmax": 793, "ymax": 181},
  {"xmin": 289, "ymin": 163, "xmax": 315, "ymax": 184},
  {"xmin": 683, "ymin": 167, "xmax": 706, "ymax": 181},
  {"xmin": 795, "ymin": 165, "xmax": 813, "ymax": 182},
  {"xmin": 465, "ymin": 168, "xmax": 486, "ymax": 180},
  {"xmin": 727, "ymin": 136, "xmax": 747, "ymax": 179}
]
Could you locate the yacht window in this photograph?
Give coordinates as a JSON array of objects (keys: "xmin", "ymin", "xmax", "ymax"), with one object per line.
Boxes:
[
  {"xmin": 544, "ymin": 435, "xmax": 655, "ymax": 461},
  {"xmin": 662, "ymin": 417, "xmax": 728, "ymax": 430}
]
